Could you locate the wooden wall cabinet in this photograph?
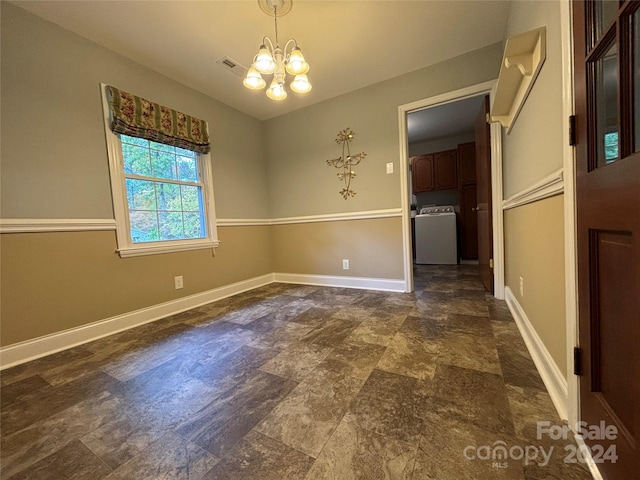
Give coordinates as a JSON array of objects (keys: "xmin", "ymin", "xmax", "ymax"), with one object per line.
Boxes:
[{"xmin": 411, "ymin": 150, "xmax": 457, "ymax": 194}]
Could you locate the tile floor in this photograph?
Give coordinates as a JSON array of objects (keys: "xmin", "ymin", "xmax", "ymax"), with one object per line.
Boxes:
[{"xmin": 0, "ymin": 265, "xmax": 594, "ymax": 479}]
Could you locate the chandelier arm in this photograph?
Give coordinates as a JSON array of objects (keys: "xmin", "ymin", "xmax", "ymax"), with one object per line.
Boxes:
[
  {"xmin": 283, "ymin": 39, "xmax": 298, "ymax": 57},
  {"xmin": 262, "ymin": 36, "xmax": 275, "ymax": 52}
]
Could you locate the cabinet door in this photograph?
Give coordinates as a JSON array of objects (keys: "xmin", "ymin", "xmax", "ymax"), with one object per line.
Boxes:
[
  {"xmin": 411, "ymin": 155, "xmax": 434, "ymax": 193},
  {"xmin": 433, "ymin": 150, "xmax": 458, "ymax": 190},
  {"xmin": 457, "ymin": 142, "xmax": 476, "ymax": 186}
]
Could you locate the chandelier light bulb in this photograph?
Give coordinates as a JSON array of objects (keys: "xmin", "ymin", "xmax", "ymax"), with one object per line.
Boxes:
[
  {"xmin": 266, "ymin": 79, "xmax": 287, "ymax": 100},
  {"xmin": 254, "ymin": 45, "xmax": 276, "ymax": 74},
  {"xmin": 290, "ymin": 74, "xmax": 312, "ymax": 93},
  {"xmin": 285, "ymin": 47, "xmax": 309, "ymax": 75},
  {"xmin": 243, "ymin": 65, "xmax": 267, "ymax": 90}
]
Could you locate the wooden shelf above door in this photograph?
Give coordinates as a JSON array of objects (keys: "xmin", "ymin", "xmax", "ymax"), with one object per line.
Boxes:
[{"xmin": 490, "ymin": 26, "xmax": 546, "ymax": 133}]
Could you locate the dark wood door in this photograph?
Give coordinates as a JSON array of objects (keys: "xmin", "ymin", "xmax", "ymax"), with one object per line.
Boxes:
[
  {"xmin": 457, "ymin": 141, "xmax": 477, "ymax": 185},
  {"xmin": 433, "ymin": 150, "xmax": 458, "ymax": 190},
  {"xmin": 459, "ymin": 184, "xmax": 478, "ymax": 260},
  {"xmin": 411, "ymin": 154, "xmax": 434, "ymax": 193},
  {"xmin": 573, "ymin": 2, "xmax": 640, "ymax": 478},
  {"xmin": 475, "ymin": 96, "xmax": 493, "ymax": 293}
]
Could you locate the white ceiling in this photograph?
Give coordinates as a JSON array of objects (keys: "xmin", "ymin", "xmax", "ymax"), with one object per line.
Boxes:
[
  {"xmin": 12, "ymin": 0, "xmax": 511, "ymax": 121},
  {"xmin": 407, "ymin": 95, "xmax": 485, "ymax": 144}
]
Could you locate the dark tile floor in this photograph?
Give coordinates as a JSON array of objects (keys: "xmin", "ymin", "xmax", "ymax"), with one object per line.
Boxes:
[{"xmin": 0, "ymin": 265, "xmax": 593, "ymax": 479}]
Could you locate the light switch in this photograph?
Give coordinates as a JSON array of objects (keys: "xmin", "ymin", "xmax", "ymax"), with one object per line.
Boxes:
[{"xmin": 386, "ymin": 162, "xmax": 393, "ymax": 174}]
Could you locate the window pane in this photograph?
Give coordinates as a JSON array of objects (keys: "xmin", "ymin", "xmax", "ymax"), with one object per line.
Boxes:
[
  {"xmin": 158, "ymin": 211, "xmax": 184, "ymax": 241},
  {"xmin": 129, "ymin": 211, "xmax": 159, "ymax": 243},
  {"xmin": 594, "ymin": 0, "xmax": 618, "ymax": 44},
  {"xmin": 122, "ymin": 143, "xmax": 151, "ymax": 176},
  {"xmin": 155, "ymin": 182, "xmax": 181, "ymax": 211},
  {"xmin": 635, "ymin": 8, "xmax": 640, "ymax": 151},
  {"xmin": 151, "ymin": 150, "xmax": 177, "ymax": 180},
  {"xmin": 177, "ymin": 155, "xmax": 198, "ymax": 182},
  {"xmin": 175, "ymin": 147, "xmax": 196, "ymax": 158},
  {"xmin": 126, "ymin": 179, "xmax": 156, "ymax": 210},
  {"xmin": 181, "ymin": 185, "xmax": 201, "ymax": 211},
  {"xmin": 184, "ymin": 212, "xmax": 205, "ymax": 239},
  {"xmin": 121, "ymin": 135, "xmax": 149, "ymax": 148},
  {"xmin": 150, "ymin": 141, "xmax": 175, "ymax": 154},
  {"xmin": 594, "ymin": 42, "xmax": 619, "ymax": 167}
]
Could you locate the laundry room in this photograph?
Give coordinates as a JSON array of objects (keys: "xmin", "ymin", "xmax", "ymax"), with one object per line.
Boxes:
[{"xmin": 407, "ymin": 95, "xmax": 486, "ymax": 265}]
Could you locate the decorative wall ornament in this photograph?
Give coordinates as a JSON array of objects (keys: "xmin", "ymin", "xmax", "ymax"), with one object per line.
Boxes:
[{"xmin": 326, "ymin": 128, "xmax": 366, "ymax": 199}]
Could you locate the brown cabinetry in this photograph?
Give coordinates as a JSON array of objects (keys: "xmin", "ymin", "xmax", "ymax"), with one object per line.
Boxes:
[
  {"xmin": 411, "ymin": 154, "xmax": 434, "ymax": 193},
  {"xmin": 411, "ymin": 149, "xmax": 457, "ymax": 194},
  {"xmin": 457, "ymin": 142, "xmax": 478, "ymax": 260},
  {"xmin": 433, "ymin": 150, "xmax": 458, "ymax": 190}
]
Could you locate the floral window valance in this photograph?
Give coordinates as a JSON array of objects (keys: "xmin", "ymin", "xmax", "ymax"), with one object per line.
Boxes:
[{"xmin": 107, "ymin": 86, "xmax": 210, "ymax": 154}]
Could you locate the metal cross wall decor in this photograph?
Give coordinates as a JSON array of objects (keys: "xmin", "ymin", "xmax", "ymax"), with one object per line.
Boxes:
[{"xmin": 326, "ymin": 128, "xmax": 366, "ymax": 199}]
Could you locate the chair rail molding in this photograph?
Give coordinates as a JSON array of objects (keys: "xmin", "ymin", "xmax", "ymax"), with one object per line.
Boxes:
[
  {"xmin": 502, "ymin": 168, "xmax": 564, "ymax": 210},
  {"xmin": 0, "ymin": 218, "xmax": 117, "ymax": 233}
]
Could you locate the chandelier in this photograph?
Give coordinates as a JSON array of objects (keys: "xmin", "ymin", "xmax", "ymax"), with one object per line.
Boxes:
[{"xmin": 243, "ymin": 0, "xmax": 311, "ymax": 101}]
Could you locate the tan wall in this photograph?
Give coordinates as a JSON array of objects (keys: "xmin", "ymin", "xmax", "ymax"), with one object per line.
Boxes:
[
  {"xmin": 265, "ymin": 43, "xmax": 503, "ymax": 219},
  {"xmin": 0, "ymin": 226, "xmax": 272, "ymax": 346},
  {"xmin": 500, "ymin": 0, "xmax": 568, "ymax": 379},
  {"xmin": 272, "ymin": 217, "xmax": 404, "ymax": 279},
  {"xmin": 504, "ymin": 196, "xmax": 566, "ymax": 377}
]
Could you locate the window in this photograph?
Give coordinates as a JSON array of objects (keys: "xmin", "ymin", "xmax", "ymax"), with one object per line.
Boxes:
[{"xmin": 101, "ymin": 85, "xmax": 218, "ymax": 257}]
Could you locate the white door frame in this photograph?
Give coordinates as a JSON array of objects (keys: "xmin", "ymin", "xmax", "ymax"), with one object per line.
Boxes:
[
  {"xmin": 560, "ymin": 0, "xmax": 579, "ymax": 432},
  {"xmin": 397, "ymin": 79, "xmax": 505, "ymax": 299}
]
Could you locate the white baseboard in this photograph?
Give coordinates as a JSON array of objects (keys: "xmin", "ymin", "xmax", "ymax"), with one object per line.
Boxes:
[
  {"xmin": 0, "ymin": 272, "xmax": 406, "ymax": 370},
  {"xmin": 0, "ymin": 274, "xmax": 275, "ymax": 370},
  {"xmin": 504, "ymin": 287, "xmax": 568, "ymax": 421},
  {"xmin": 274, "ymin": 272, "xmax": 406, "ymax": 292}
]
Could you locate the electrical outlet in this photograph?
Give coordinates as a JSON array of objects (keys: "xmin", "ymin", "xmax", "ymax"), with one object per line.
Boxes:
[
  {"xmin": 386, "ymin": 162, "xmax": 394, "ymax": 174},
  {"xmin": 342, "ymin": 259, "xmax": 350, "ymax": 270},
  {"xmin": 175, "ymin": 275, "xmax": 184, "ymax": 289},
  {"xmin": 519, "ymin": 276, "xmax": 524, "ymax": 297}
]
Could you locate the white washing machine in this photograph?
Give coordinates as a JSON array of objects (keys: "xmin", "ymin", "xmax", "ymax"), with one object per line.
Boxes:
[{"xmin": 415, "ymin": 205, "xmax": 458, "ymax": 265}]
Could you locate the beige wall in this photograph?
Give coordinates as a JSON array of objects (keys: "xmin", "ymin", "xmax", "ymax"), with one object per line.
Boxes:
[
  {"xmin": 272, "ymin": 218, "xmax": 404, "ymax": 279},
  {"xmin": 504, "ymin": 196, "xmax": 566, "ymax": 377},
  {"xmin": 0, "ymin": 4, "xmax": 272, "ymax": 347},
  {"xmin": 0, "ymin": 3, "xmax": 269, "ymax": 220},
  {"xmin": 0, "ymin": 226, "xmax": 272, "ymax": 346},
  {"xmin": 265, "ymin": 43, "xmax": 503, "ymax": 219},
  {"xmin": 502, "ymin": 0, "xmax": 564, "ymax": 198},
  {"xmin": 501, "ymin": 0, "xmax": 567, "ymax": 377},
  {"xmin": 408, "ymin": 132, "xmax": 476, "ymax": 157}
]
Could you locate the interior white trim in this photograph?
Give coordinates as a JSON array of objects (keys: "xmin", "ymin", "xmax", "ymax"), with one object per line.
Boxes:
[
  {"xmin": 490, "ymin": 103, "xmax": 506, "ymax": 300},
  {"xmin": 217, "ymin": 218, "xmax": 272, "ymax": 226},
  {"xmin": 270, "ymin": 208, "xmax": 402, "ymax": 225},
  {"xmin": 274, "ymin": 272, "xmax": 405, "ymax": 292},
  {"xmin": 0, "ymin": 218, "xmax": 117, "ymax": 233},
  {"xmin": 0, "ymin": 273, "xmax": 275, "ymax": 370},
  {"xmin": 502, "ymin": 168, "xmax": 564, "ymax": 210},
  {"xmin": 397, "ymin": 79, "xmax": 505, "ymax": 298},
  {"xmin": 505, "ymin": 286, "xmax": 568, "ymax": 421},
  {"xmin": 560, "ymin": 0, "xmax": 580, "ymax": 433}
]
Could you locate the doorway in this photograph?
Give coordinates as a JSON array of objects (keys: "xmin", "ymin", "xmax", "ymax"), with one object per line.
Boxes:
[{"xmin": 398, "ymin": 80, "xmax": 505, "ymax": 298}]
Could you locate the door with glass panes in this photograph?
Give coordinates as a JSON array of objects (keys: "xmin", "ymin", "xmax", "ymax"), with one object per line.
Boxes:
[{"xmin": 573, "ymin": 1, "xmax": 640, "ymax": 478}]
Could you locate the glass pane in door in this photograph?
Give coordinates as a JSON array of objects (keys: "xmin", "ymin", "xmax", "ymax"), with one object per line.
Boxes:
[
  {"xmin": 594, "ymin": 42, "xmax": 619, "ymax": 167},
  {"xmin": 594, "ymin": 0, "xmax": 618, "ymax": 44}
]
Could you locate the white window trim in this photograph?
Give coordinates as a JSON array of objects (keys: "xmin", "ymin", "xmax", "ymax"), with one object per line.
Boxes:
[{"xmin": 100, "ymin": 83, "xmax": 219, "ymax": 258}]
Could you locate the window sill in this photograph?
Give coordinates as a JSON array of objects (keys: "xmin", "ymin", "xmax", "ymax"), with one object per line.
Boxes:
[{"xmin": 117, "ymin": 239, "xmax": 220, "ymax": 258}]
